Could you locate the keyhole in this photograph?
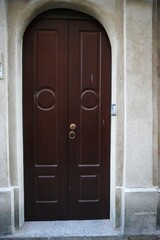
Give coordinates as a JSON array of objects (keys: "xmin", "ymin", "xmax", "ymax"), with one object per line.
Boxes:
[{"xmin": 69, "ymin": 131, "xmax": 75, "ymax": 140}]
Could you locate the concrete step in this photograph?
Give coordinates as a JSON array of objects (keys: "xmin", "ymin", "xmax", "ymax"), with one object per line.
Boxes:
[{"xmin": 0, "ymin": 220, "xmax": 160, "ymax": 240}]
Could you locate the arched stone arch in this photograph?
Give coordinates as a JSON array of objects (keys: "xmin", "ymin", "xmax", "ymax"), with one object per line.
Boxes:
[{"xmin": 7, "ymin": 0, "xmax": 124, "ymax": 231}]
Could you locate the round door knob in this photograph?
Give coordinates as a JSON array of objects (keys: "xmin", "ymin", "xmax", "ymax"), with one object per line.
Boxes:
[{"xmin": 70, "ymin": 123, "xmax": 76, "ymax": 130}]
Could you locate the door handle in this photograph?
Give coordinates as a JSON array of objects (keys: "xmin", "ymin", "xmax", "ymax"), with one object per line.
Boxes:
[
  {"xmin": 70, "ymin": 123, "xmax": 76, "ymax": 130},
  {"xmin": 69, "ymin": 131, "xmax": 75, "ymax": 140}
]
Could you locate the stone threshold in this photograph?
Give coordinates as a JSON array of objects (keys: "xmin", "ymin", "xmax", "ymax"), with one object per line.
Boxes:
[{"xmin": 0, "ymin": 220, "xmax": 160, "ymax": 239}]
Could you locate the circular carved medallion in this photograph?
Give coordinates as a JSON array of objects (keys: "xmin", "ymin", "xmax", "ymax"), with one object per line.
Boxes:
[
  {"xmin": 81, "ymin": 90, "xmax": 98, "ymax": 110},
  {"xmin": 36, "ymin": 88, "xmax": 55, "ymax": 110}
]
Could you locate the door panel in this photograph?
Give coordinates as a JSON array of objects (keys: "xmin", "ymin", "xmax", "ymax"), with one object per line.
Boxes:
[
  {"xmin": 68, "ymin": 20, "xmax": 110, "ymax": 219},
  {"xmin": 23, "ymin": 19, "xmax": 68, "ymax": 220},
  {"xmin": 23, "ymin": 13, "xmax": 111, "ymax": 221}
]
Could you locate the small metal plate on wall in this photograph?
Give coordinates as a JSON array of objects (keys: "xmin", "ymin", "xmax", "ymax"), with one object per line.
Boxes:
[
  {"xmin": 0, "ymin": 51, "xmax": 3, "ymax": 79},
  {"xmin": 0, "ymin": 64, "xmax": 3, "ymax": 79},
  {"xmin": 111, "ymin": 104, "xmax": 116, "ymax": 116}
]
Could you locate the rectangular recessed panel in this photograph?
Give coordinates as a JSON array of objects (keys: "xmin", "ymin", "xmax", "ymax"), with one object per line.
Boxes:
[
  {"xmin": 79, "ymin": 31, "xmax": 101, "ymax": 166},
  {"xmin": 80, "ymin": 108, "xmax": 100, "ymax": 165},
  {"xmin": 80, "ymin": 32, "xmax": 100, "ymax": 90},
  {"xmin": 34, "ymin": 30, "xmax": 58, "ymax": 166},
  {"xmin": 79, "ymin": 175, "xmax": 99, "ymax": 202},
  {"xmin": 35, "ymin": 176, "xmax": 58, "ymax": 203},
  {"xmin": 36, "ymin": 30, "xmax": 58, "ymax": 87},
  {"xmin": 35, "ymin": 109, "xmax": 58, "ymax": 166}
]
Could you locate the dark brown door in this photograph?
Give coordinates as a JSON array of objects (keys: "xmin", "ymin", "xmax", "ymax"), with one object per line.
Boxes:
[{"xmin": 23, "ymin": 10, "xmax": 111, "ymax": 221}]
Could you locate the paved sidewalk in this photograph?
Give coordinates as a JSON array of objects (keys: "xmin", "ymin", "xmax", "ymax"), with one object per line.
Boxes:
[{"xmin": 0, "ymin": 220, "xmax": 160, "ymax": 239}]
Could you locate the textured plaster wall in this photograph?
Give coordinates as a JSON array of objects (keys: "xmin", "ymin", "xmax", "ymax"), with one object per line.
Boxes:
[
  {"xmin": 0, "ymin": 0, "xmax": 9, "ymax": 188},
  {"xmin": 158, "ymin": 1, "xmax": 160, "ymax": 181},
  {"xmin": 0, "ymin": 0, "xmax": 14, "ymax": 235},
  {"xmin": 157, "ymin": 0, "xmax": 160, "ymax": 226},
  {"xmin": 124, "ymin": 0, "xmax": 153, "ymax": 188},
  {"xmin": 0, "ymin": 0, "xmax": 158, "ymax": 236},
  {"xmin": 122, "ymin": 0, "xmax": 158, "ymax": 233}
]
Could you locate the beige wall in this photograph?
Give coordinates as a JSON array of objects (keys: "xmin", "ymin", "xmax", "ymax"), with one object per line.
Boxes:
[
  {"xmin": 0, "ymin": 0, "xmax": 158, "ymax": 235},
  {"xmin": 157, "ymin": 0, "xmax": 160, "ymax": 226}
]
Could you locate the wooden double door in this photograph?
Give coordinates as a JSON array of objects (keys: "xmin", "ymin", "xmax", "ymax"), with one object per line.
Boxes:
[{"xmin": 23, "ymin": 10, "xmax": 111, "ymax": 221}]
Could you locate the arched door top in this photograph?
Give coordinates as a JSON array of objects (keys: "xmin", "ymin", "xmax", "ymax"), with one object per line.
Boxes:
[{"xmin": 23, "ymin": 8, "xmax": 111, "ymax": 220}]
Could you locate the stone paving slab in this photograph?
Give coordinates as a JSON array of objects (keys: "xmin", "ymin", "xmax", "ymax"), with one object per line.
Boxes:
[{"xmin": 1, "ymin": 236, "xmax": 160, "ymax": 240}]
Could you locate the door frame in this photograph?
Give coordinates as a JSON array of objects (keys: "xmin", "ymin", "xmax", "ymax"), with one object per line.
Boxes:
[{"xmin": 8, "ymin": 0, "xmax": 124, "ymax": 231}]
